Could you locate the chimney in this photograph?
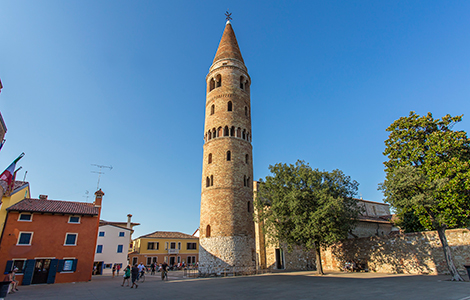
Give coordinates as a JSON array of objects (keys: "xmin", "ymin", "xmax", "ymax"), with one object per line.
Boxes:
[
  {"xmin": 39, "ymin": 195, "xmax": 48, "ymax": 200},
  {"xmin": 94, "ymin": 189, "xmax": 104, "ymax": 207},
  {"xmin": 127, "ymin": 214, "xmax": 132, "ymax": 229}
]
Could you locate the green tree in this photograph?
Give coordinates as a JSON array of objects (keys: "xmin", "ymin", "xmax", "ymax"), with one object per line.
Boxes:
[
  {"xmin": 379, "ymin": 112, "xmax": 470, "ymax": 281},
  {"xmin": 254, "ymin": 160, "xmax": 361, "ymax": 274}
]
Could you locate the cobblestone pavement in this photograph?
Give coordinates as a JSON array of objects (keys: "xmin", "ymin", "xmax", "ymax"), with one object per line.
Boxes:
[{"xmin": 5, "ymin": 270, "xmax": 470, "ymax": 300}]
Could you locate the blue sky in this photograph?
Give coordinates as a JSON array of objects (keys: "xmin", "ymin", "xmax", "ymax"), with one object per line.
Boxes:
[{"xmin": 1, "ymin": 1, "xmax": 469, "ymax": 238}]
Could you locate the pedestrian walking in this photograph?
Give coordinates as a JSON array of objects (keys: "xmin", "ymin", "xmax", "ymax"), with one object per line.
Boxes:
[
  {"xmin": 130, "ymin": 264, "xmax": 139, "ymax": 288},
  {"xmin": 121, "ymin": 265, "xmax": 131, "ymax": 287}
]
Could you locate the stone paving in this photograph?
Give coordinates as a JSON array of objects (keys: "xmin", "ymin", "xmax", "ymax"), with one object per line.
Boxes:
[{"xmin": 4, "ymin": 270, "xmax": 470, "ymax": 300}]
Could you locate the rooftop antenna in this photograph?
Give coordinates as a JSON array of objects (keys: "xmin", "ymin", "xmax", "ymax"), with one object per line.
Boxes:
[
  {"xmin": 23, "ymin": 170, "xmax": 28, "ymax": 182},
  {"xmin": 91, "ymin": 164, "xmax": 113, "ymax": 190},
  {"xmin": 83, "ymin": 190, "xmax": 90, "ymax": 202}
]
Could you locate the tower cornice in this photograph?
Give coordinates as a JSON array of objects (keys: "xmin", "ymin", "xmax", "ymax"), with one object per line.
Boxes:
[{"xmin": 206, "ymin": 64, "xmax": 250, "ymax": 82}]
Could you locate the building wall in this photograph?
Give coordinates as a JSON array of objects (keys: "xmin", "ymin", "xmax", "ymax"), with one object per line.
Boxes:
[
  {"xmin": 0, "ymin": 184, "xmax": 30, "ymax": 234},
  {"xmin": 321, "ymin": 228, "xmax": 470, "ymax": 275},
  {"xmin": 351, "ymin": 221, "xmax": 393, "ymax": 238},
  {"xmin": 130, "ymin": 237, "xmax": 199, "ymax": 266},
  {"xmin": 0, "ymin": 211, "xmax": 99, "ymax": 284},
  {"xmin": 94, "ymin": 225, "xmax": 131, "ymax": 274}
]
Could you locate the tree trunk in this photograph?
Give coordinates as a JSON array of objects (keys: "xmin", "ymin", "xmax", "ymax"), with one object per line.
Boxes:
[
  {"xmin": 436, "ymin": 226, "xmax": 464, "ymax": 281},
  {"xmin": 315, "ymin": 243, "xmax": 324, "ymax": 275}
]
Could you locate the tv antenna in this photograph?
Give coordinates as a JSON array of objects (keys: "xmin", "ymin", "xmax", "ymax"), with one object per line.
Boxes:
[
  {"xmin": 91, "ymin": 164, "xmax": 113, "ymax": 190},
  {"xmin": 83, "ymin": 190, "xmax": 90, "ymax": 202}
]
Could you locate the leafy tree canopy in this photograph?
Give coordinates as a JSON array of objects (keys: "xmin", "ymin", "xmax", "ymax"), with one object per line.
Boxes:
[
  {"xmin": 380, "ymin": 111, "xmax": 470, "ymax": 230},
  {"xmin": 379, "ymin": 111, "xmax": 470, "ymax": 281},
  {"xmin": 255, "ymin": 160, "xmax": 361, "ymax": 273}
]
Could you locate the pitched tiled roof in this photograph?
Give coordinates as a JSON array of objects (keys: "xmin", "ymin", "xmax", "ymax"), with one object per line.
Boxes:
[
  {"xmin": 7, "ymin": 198, "xmax": 99, "ymax": 215},
  {"xmin": 138, "ymin": 231, "xmax": 197, "ymax": 239},
  {"xmin": 358, "ymin": 215, "xmax": 393, "ymax": 224}
]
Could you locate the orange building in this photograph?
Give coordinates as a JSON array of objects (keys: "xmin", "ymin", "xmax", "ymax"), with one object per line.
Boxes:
[{"xmin": 0, "ymin": 190, "xmax": 103, "ymax": 285}]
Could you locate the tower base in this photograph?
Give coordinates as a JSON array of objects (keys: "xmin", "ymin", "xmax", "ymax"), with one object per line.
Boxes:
[{"xmin": 199, "ymin": 236, "xmax": 255, "ymax": 276}]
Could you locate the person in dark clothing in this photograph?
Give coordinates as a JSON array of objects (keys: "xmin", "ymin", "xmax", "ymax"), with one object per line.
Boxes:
[
  {"xmin": 130, "ymin": 264, "xmax": 139, "ymax": 288},
  {"xmin": 161, "ymin": 262, "xmax": 168, "ymax": 280}
]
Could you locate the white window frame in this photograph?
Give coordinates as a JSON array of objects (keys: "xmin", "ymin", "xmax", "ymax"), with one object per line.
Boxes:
[
  {"xmin": 10, "ymin": 259, "xmax": 27, "ymax": 274},
  {"xmin": 64, "ymin": 233, "xmax": 78, "ymax": 246},
  {"xmin": 178, "ymin": 242, "xmax": 181, "ymax": 250},
  {"xmin": 17, "ymin": 232, "xmax": 33, "ymax": 246},
  {"xmin": 68, "ymin": 216, "xmax": 81, "ymax": 224},
  {"xmin": 96, "ymin": 244, "xmax": 103, "ymax": 253},
  {"xmin": 61, "ymin": 257, "xmax": 76, "ymax": 273},
  {"xmin": 98, "ymin": 231, "xmax": 105, "ymax": 237},
  {"xmin": 117, "ymin": 244, "xmax": 123, "ymax": 253},
  {"xmin": 119, "ymin": 231, "xmax": 125, "ymax": 237},
  {"xmin": 18, "ymin": 213, "xmax": 32, "ymax": 222}
]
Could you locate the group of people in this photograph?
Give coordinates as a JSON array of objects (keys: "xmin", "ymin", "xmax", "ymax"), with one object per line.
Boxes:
[
  {"xmin": 2, "ymin": 268, "xmax": 19, "ymax": 294},
  {"xmin": 120, "ymin": 261, "xmax": 170, "ymax": 288},
  {"xmin": 111, "ymin": 264, "xmax": 121, "ymax": 277}
]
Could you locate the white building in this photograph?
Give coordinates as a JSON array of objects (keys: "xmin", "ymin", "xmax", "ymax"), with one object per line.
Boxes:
[{"xmin": 93, "ymin": 215, "xmax": 139, "ymax": 275}]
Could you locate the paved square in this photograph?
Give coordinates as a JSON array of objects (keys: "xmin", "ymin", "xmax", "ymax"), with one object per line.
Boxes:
[{"xmin": 6, "ymin": 271, "xmax": 470, "ymax": 300}]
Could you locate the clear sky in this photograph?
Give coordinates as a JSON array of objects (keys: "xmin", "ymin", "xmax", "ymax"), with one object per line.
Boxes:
[{"xmin": 1, "ymin": 1, "xmax": 469, "ymax": 238}]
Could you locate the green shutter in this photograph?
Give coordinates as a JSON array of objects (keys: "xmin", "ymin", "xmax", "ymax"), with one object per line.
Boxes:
[
  {"xmin": 57, "ymin": 260, "xmax": 65, "ymax": 272},
  {"xmin": 22, "ymin": 259, "xmax": 36, "ymax": 285},
  {"xmin": 3, "ymin": 261, "xmax": 13, "ymax": 274},
  {"xmin": 47, "ymin": 259, "xmax": 58, "ymax": 284}
]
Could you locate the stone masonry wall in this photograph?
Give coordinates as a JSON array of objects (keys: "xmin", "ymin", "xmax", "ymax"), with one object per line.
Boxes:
[
  {"xmin": 199, "ymin": 236, "xmax": 256, "ymax": 275},
  {"xmin": 322, "ymin": 228, "xmax": 470, "ymax": 275}
]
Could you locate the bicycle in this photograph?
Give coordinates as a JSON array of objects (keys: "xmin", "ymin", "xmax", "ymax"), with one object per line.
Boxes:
[
  {"xmin": 161, "ymin": 268, "xmax": 168, "ymax": 281},
  {"xmin": 137, "ymin": 271, "xmax": 145, "ymax": 283}
]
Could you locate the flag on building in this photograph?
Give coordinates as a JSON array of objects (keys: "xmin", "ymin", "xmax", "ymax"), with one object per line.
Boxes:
[{"xmin": 0, "ymin": 153, "xmax": 25, "ymax": 186}]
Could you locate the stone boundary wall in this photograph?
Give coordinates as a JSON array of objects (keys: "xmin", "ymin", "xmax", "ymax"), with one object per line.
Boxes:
[{"xmin": 321, "ymin": 228, "xmax": 470, "ymax": 275}]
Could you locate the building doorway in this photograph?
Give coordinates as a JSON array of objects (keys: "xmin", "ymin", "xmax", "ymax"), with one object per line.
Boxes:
[
  {"xmin": 275, "ymin": 249, "xmax": 284, "ymax": 270},
  {"xmin": 31, "ymin": 259, "xmax": 51, "ymax": 284},
  {"xmin": 169, "ymin": 256, "xmax": 175, "ymax": 267},
  {"xmin": 93, "ymin": 261, "xmax": 103, "ymax": 275}
]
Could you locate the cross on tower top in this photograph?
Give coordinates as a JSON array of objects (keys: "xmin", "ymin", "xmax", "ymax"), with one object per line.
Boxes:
[{"xmin": 225, "ymin": 11, "xmax": 232, "ymax": 22}]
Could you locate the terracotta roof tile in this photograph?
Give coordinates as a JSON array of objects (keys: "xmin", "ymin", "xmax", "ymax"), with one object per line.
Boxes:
[
  {"xmin": 138, "ymin": 231, "xmax": 197, "ymax": 239},
  {"xmin": 7, "ymin": 198, "xmax": 99, "ymax": 215}
]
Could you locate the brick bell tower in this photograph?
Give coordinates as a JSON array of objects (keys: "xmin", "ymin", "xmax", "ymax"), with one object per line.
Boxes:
[{"xmin": 199, "ymin": 20, "xmax": 255, "ymax": 275}]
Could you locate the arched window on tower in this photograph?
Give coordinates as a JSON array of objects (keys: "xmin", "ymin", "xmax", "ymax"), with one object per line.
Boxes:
[
  {"xmin": 208, "ymin": 153, "xmax": 212, "ymax": 164},
  {"xmin": 237, "ymin": 128, "xmax": 241, "ymax": 138},
  {"xmin": 247, "ymin": 177, "xmax": 250, "ymax": 188},
  {"xmin": 227, "ymin": 101, "xmax": 232, "ymax": 112},
  {"xmin": 247, "ymin": 201, "xmax": 251, "ymax": 212},
  {"xmin": 217, "ymin": 127, "xmax": 223, "ymax": 137},
  {"xmin": 206, "ymin": 177, "xmax": 210, "ymax": 187},
  {"xmin": 212, "ymin": 128, "xmax": 216, "ymax": 138},
  {"xmin": 208, "ymin": 130, "xmax": 212, "ymax": 140},
  {"xmin": 242, "ymin": 129, "xmax": 246, "ymax": 140},
  {"xmin": 230, "ymin": 126, "xmax": 235, "ymax": 136},
  {"xmin": 224, "ymin": 126, "xmax": 229, "ymax": 136},
  {"xmin": 245, "ymin": 106, "xmax": 248, "ymax": 116},
  {"xmin": 240, "ymin": 76, "xmax": 244, "ymax": 89},
  {"xmin": 243, "ymin": 175, "xmax": 247, "ymax": 187},
  {"xmin": 211, "ymin": 104, "xmax": 215, "ymax": 115},
  {"xmin": 206, "ymin": 225, "xmax": 211, "ymax": 238},
  {"xmin": 210, "ymin": 175, "xmax": 214, "ymax": 186},
  {"xmin": 209, "ymin": 78, "xmax": 215, "ymax": 91},
  {"xmin": 245, "ymin": 154, "xmax": 249, "ymax": 164},
  {"xmin": 226, "ymin": 151, "xmax": 231, "ymax": 161},
  {"xmin": 216, "ymin": 74, "xmax": 222, "ymax": 88}
]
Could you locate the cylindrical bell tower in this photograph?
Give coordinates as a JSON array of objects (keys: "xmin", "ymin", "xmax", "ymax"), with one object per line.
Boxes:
[{"xmin": 199, "ymin": 20, "xmax": 255, "ymax": 275}]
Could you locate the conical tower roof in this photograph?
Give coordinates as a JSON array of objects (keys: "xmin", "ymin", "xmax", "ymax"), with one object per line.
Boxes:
[{"xmin": 213, "ymin": 21, "xmax": 244, "ymax": 64}]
